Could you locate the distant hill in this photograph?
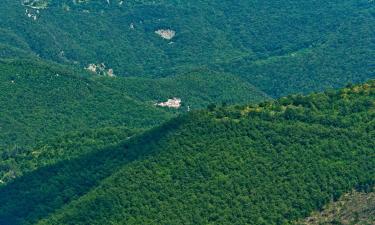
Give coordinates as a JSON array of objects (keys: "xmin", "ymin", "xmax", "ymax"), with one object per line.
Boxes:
[
  {"xmin": 0, "ymin": 80, "xmax": 373, "ymax": 225},
  {"xmin": 98, "ymin": 70, "xmax": 270, "ymax": 109},
  {"xmin": 0, "ymin": 0, "xmax": 373, "ymax": 96}
]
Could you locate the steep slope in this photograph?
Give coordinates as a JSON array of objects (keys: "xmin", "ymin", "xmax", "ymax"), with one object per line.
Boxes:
[
  {"xmin": 0, "ymin": 81, "xmax": 373, "ymax": 225},
  {"xmin": 0, "ymin": 58, "xmax": 171, "ymax": 149},
  {"xmin": 0, "ymin": 0, "xmax": 373, "ymax": 96}
]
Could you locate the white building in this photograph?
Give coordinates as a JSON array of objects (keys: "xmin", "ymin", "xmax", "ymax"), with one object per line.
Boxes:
[{"xmin": 156, "ymin": 98, "xmax": 181, "ymax": 109}]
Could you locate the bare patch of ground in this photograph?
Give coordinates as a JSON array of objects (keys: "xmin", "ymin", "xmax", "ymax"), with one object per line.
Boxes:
[{"xmin": 299, "ymin": 188, "xmax": 375, "ymax": 225}]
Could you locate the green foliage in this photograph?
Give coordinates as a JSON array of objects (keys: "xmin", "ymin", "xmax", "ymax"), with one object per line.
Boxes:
[
  {"xmin": 0, "ymin": 57, "xmax": 268, "ymax": 148},
  {"xmin": 0, "ymin": 0, "xmax": 373, "ymax": 96},
  {"xmin": 220, "ymin": 7, "xmax": 375, "ymax": 97},
  {"xmin": 0, "ymin": 81, "xmax": 373, "ymax": 225},
  {"xmin": 97, "ymin": 69, "xmax": 270, "ymax": 110},
  {"xmin": 0, "ymin": 58, "xmax": 171, "ymax": 150},
  {"xmin": 0, "ymin": 126, "xmax": 140, "ymax": 184},
  {"xmin": 0, "ymin": 0, "xmax": 374, "ymax": 224},
  {"xmin": 0, "ymin": 58, "xmax": 267, "ymax": 184}
]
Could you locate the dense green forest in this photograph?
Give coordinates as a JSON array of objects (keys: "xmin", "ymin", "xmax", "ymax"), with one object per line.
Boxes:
[
  {"xmin": 0, "ymin": 81, "xmax": 373, "ymax": 225},
  {"xmin": 0, "ymin": 0, "xmax": 373, "ymax": 96},
  {"xmin": 0, "ymin": 58, "xmax": 268, "ymax": 184},
  {"xmin": 0, "ymin": 0, "xmax": 374, "ymax": 224},
  {"xmin": 0, "ymin": 0, "xmax": 373, "ymax": 153},
  {"xmin": 97, "ymin": 70, "xmax": 270, "ymax": 109},
  {"xmin": 0, "ymin": 126, "xmax": 141, "ymax": 184},
  {"xmin": 0, "ymin": 58, "xmax": 171, "ymax": 148},
  {"xmin": 0, "ymin": 57, "xmax": 268, "ymax": 147}
]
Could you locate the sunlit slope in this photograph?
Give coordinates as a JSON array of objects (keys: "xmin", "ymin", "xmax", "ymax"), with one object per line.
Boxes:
[
  {"xmin": 0, "ymin": 80, "xmax": 372, "ymax": 225},
  {"xmin": 37, "ymin": 81, "xmax": 375, "ymax": 225}
]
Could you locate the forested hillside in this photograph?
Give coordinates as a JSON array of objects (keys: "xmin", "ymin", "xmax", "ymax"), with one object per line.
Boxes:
[
  {"xmin": 0, "ymin": 81, "xmax": 373, "ymax": 225},
  {"xmin": 0, "ymin": 58, "xmax": 171, "ymax": 149},
  {"xmin": 0, "ymin": 58, "xmax": 268, "ymax": 184},
  {"xmin": 0, "ymin": 0, "xmax": 373, "ymax": 96},
  {"xmin": 97, "ymin": 70, "xmax": 270, "ymax": 109},
  {"xmin": 0, "ymin": 58, "xmax": 268, "ymax": 147},
  {"xmin": 0, "ymin": 0, "xmax": 374, "ymax": 224}
]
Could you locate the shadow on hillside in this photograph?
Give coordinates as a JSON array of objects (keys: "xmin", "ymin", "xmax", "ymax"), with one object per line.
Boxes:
[{"xmin": 0, "ymin": 117, "xmax": 184, "ymax": 225}]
